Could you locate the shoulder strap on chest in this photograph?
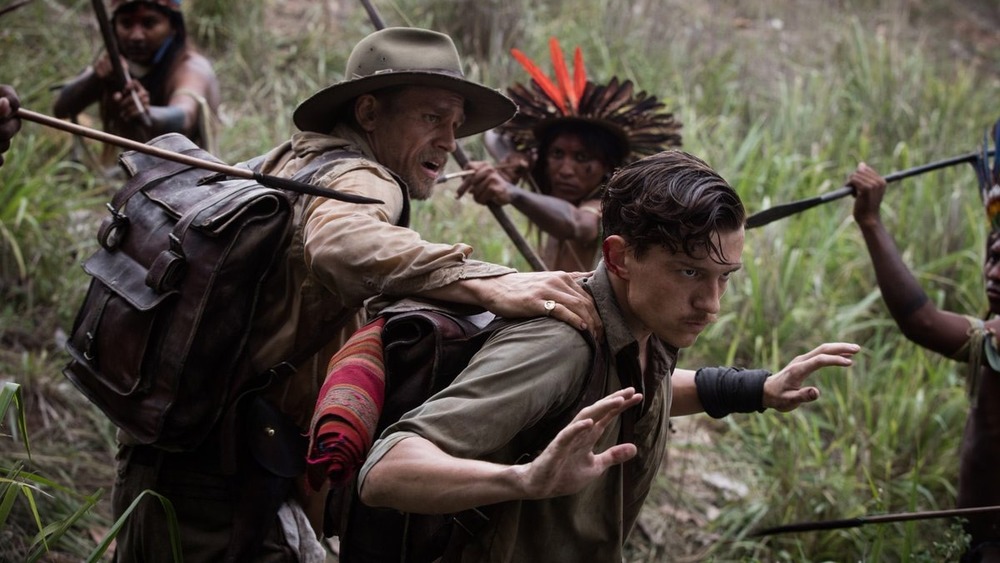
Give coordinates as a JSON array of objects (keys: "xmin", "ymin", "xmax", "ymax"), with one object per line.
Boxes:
[{"xmin": 264, "ymin": 149, "xmax": 411, "ymax": 228}]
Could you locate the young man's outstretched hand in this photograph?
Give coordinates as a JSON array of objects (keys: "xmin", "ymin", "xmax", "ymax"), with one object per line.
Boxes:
[{"xmin": 763, "ymin": 342, "xmax": 859, "ymax": 412}]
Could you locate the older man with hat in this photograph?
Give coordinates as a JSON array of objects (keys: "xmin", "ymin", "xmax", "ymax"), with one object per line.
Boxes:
[
  {"xmin": 109, "ymin": 27, "xmax": 599, "ymax": 563},
  {"xmin": 53, "ymin": 0, "xmax": 220, "ymax": 165}
]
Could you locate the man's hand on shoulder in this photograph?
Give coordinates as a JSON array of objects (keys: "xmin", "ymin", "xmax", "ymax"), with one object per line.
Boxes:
[{"xmin": 460, "ymin": 271, "xmax": 601, "ymax": 334}]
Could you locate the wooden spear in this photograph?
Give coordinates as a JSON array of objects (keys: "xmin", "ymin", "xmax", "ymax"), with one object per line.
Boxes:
[
  {"xmin": 0, "ymin": 0, "xmax": 32, "ymax": 18},
  {"xmin": 15, "ymin": 108, "xmax": 382, "ymax": 204},
  {"xmin": 752, "ymin": 504, "xmax": 1000, "ymax": 537},
  {"xmin": 746, "ymin": 149, "xmax": 997, "ymax": 229}
]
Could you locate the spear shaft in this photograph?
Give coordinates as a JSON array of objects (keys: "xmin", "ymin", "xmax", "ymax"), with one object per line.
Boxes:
[
  {"xmin": 752, "ymin": 504, "xmax": 1000, "ymax": 537},
  {"xmin": 0, "ymin": 0, "xmax": 32, "ymax": 18},
  {"xmin": 16, "ymin": 108, "xmax": 381, "ymax": 204},
  {"xmin": 91, "ymin": 0, "xmax": 153, "ymax": 129},
  {"xmin": 356, "ymin": 0, "xmax": 548, "ymax": 272},
  {"xmin": 746, "ymin": 149, "xmax": 997, "ymax": 229}
]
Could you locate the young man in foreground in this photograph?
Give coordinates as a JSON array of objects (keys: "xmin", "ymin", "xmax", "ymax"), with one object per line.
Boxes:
[{"xmin": 359, "ymin": 149, "xmax": 859, "ymax": 562}]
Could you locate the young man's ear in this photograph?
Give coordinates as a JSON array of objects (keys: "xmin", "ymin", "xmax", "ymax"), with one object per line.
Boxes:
[
  {"xmin": 354, "ymin": 95, "xmax": 378, "ymax": 133},
  {"xmin": 603, "ymin": 235, "xmax": 630, "ymax": 279}
]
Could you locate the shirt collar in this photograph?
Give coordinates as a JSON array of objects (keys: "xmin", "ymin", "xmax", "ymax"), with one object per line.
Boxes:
[
  {"xmin": 583, "ymin": 261, "xmax": 678, "ymax": 374},
  {"xmin": 583, "ymin": 261, "xmax": 634, "ymax": 358},
  {"xmin": 286, "ymin": 123, "xmax": 377, "ymax": 161}
]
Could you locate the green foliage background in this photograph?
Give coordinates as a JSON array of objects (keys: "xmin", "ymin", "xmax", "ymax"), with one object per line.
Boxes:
[{"xmin": 0, "ymin": 0, "xmax": 998, "ymax": 560}]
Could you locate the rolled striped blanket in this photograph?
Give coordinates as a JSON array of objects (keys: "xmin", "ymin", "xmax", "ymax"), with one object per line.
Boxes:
[{"xmin": 306, "ymin": 316, "xmax": 386, "ymax": 489}]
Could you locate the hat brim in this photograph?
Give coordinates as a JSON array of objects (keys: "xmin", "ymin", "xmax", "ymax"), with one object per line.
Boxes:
[{"xmin": 293, "ymin": 71, "xmax": 517, "ymax": 139}]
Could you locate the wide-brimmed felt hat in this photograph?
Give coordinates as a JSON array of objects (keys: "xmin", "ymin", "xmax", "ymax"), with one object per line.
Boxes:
[{"xmin": 293, "ymin": 27, "xmax": 516, "ymax": 138}]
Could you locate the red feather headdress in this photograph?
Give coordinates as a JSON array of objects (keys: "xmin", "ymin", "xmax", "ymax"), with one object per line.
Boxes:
[{"xmin": 501, "ymin": 37, "xmax": 682, "ymax": 160}]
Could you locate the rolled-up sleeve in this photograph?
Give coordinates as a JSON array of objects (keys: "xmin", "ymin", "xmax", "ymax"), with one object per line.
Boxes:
[{"xmin": 304, "ymin": 162, "xmax": 514, "ymax": 307}]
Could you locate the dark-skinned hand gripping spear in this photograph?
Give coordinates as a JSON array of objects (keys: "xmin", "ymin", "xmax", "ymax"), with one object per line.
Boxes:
[
  {"xmin": 746, "ymin": 149, "xmax": 997, "ymax": 229},
  {"xmin": 358, "ymin": 0, "xmax": 549, "ymax": 272},
  {"xmin": 91, "ymin": 0, "xmax": 154, "ymax": 130}
]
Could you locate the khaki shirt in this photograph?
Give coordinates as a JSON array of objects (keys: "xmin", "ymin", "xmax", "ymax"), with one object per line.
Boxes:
[
  {"xmin": 359, "ymin": 263, "xmax": 676, "ymax": 562},
  {"xmin": 249, "ymin": 125, "xmax": 514, "ymax": 428}
]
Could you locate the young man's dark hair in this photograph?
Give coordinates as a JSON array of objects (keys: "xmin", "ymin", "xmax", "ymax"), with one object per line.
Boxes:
[{"xmin": 603, "ymin": 149, "xmax": 745, "ymax": 260}]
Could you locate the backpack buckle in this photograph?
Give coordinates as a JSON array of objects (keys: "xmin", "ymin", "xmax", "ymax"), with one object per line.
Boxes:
[
  {"xmin": 97, "ymin": 203, "xmax": 130, "ymax": 250},
  {"xmin": 146, "ymin": 233, "xmax": 187, "ymax": 293}
]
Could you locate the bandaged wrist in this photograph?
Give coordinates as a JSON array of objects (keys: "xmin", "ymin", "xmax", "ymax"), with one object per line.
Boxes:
[{"xmin": 694, "ymin": 367, "xmax": 771, "ymax": 419}]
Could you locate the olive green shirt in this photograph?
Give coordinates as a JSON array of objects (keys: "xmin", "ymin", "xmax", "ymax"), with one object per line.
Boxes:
[{"xmin": 359, "ymin": 262, "xmax": 676, "ymax": 562}]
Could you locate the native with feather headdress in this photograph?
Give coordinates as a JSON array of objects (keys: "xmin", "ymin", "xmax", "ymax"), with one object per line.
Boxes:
[{"xmin": 457, "ymin": 38, "xmax": 682, "ymax": 271}]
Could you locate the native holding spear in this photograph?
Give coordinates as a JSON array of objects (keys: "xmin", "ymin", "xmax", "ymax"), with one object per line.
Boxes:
[
  {"xmin": 744, "ymin": 120, "xmax": 1000, "ymax": 556},
  {"xmin": 838, "ymin": 127, "xmax": 1000, "ymax": 562},
  {"xmin": 51, "ymin": 0, "xmax": 220, "ymax": 169},
  {"xmin": 455, "ymin": 37, "xmax": 682, "ymax": 273}
]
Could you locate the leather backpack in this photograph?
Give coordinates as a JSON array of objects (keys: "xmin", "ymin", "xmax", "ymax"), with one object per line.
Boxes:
[{"xmin": 62, "ymin": 133, "xmax": 368, "ymax": 452}]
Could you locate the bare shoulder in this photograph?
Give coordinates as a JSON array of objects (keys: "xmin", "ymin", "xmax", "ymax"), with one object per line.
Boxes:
[
  {"xmin": 168, "ymin": 51, "xmax": 221, "ymax": 105},
  {"xmin": 176, "ymin": 51, "xmax": 218, "ymax": 79}
]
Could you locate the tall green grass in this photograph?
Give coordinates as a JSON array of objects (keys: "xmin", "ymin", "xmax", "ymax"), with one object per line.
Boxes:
[{"xmin": 1, "ymin": 0, "xmax": 998, "ymax": 560}]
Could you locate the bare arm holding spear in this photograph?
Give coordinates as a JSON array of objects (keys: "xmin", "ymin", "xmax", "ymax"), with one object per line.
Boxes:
[{"xmin": 52, "ymin": 0, "xmax": 221, "ymax": 153}]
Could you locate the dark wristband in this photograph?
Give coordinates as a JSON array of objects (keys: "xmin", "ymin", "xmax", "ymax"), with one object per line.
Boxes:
[{"xmin": 694, "ymin": 367, "xmax": 771, "ymax": 419}]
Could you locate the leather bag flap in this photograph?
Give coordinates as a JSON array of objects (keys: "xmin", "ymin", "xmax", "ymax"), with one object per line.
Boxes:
[{"xmin": 82, "ymin": 249, "xmax": 177, "ymax": 311}]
